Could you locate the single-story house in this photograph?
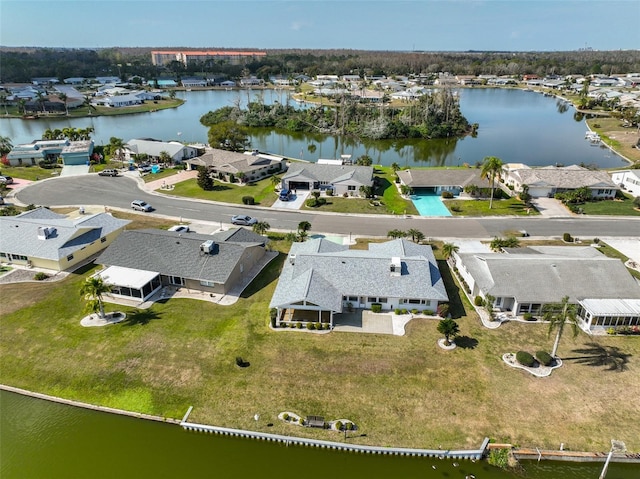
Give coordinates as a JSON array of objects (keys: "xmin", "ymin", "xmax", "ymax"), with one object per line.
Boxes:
[
  {"xmin": 0, "ymin": 207, "xmax": 130, "ymax": 272},
  {"xmin": 281, "ymin": 163, "xmax": 374, "ymax": 197},
  {"xmin": 610, "ymin": 169, "xmax": 640, "ymax": 197},
  {"xmin": 125, "ymin": 138, "xmax": 202, "ymax": 164},
  {"xmin": 270, "ymin": 238, "xmax": 449, "ymax": 328},
  {"xmin": 396, "ymin": 168, "xmax": 492, "ymax": 196},
  {"xmin": 452, "ymin": 245, "xmax": 640, "ymax": 333},
  {"xmin": 6, "ymin": 139, "xmax": 94, "ymax": 166},
  {"xmin": 96, "ymin": 228, "xmax": 268, "ymax": 301},
  {"xmin": 502, "ymin": 164, "xmax": 619, "ymax": 198},
  {"xmin": 185, "ymin": 148, "xmax": 286, "ymax": 182},
  {"xmin": 181, "ymin": 77, "xmax": 207, "ymax": 88}
]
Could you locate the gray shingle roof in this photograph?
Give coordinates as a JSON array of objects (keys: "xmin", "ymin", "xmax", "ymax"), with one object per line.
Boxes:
[
  {"xmin": 458, "ymin": 246, "xmax": 640, "ymax": 303},
  {"xmin": 188, "ymin": 148, "xmax": 281, "ymax": 174},
  {"xmin": 507, "ymin": 165, "xmax": 617, "ymax": 189},
  {"xmin": 0, "ymin": 208, "xmax": 130, "ymax": 261},
  {"xmin": 270, "ymin": 238, "xmax": 448, "ymax": 311},
  {"xmin": 96, "ymin": 229, "xmax": 263, "ymax": 284},
  {"xmin": 396, "ymin": 169, "xmax": 492, "ymax": 188},
  {"xmin": 282, "ymin": 163, "xmax": 373, "ymax": 186}
]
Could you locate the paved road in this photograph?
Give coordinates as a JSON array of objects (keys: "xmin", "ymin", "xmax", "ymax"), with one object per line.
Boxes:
[{"xmin": 14, "ymin": 175, "xmax": 640, "ymax": 239}]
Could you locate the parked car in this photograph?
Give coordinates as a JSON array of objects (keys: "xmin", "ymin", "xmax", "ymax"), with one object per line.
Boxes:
[
  {"xmin": 279, "ymin": 189, "xmax": 292, "ymax": 201},
  {"xmin": 138, "ymin": 165, "xmax": 152, "ymax": 173},
  {"xmin": 231, "ymin": 215, "xmax": 258, "ymax": 226},
  {"xmin": 98, "ymin": 169, "xmax": 119, "ymax": 177},
  {"xmin": 131, "ymin": 200, "xmax": 153, "ymax": 212},
  {"xmin": 168, "ymin": 225, "xmax": 190, "ymax": 233},
  {"xmin": 0, "ymin": 175, "xmax": 14, "ymax": 185}
]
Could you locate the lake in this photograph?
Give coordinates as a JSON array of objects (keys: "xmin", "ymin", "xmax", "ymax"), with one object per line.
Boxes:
[
  {"xmin": 0, "ymin": 88, "xmax": 627, "ymax": 169},
  {"xmin": 1, "ymin": 390, "xmax": 638, "ymax": 479}
]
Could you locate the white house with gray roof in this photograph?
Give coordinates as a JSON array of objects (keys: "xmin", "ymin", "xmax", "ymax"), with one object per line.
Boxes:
[
  {"xmin": 0, "ymin": 207, "xmax": 130, "ymax": 271},
  {"xmin": 269, "ymin": 238, "xmax": 448, "ymax": 328},
  {"xmin": 125, "ymin": 138, "xmax": 202, "ymax": 164},
  {"xmin": 502, "ymin": 164, "xmax": 618, "ymax": 199},
  {"xmin": 396, "ymin": 168, "xmax": 491, "ymax": 196},
  {"xmin": 96, "ymin": 228, "xmax": 268, "ymax": 301},
  {"xmin": 281, "ymin": 163, "xmax": 373, "ymax": 197},
  {"xmin": 452, "ymin": 245, "xmax": 640, "ymax": 333},
  {"xmin": 610, "ymin": 169, "xmax": 640, "ymax": 197}
]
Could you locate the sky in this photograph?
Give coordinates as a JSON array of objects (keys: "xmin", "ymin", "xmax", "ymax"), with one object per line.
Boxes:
[{"xmin": 1, "ymin": 0, "xmax": 638, "ymax": 52}]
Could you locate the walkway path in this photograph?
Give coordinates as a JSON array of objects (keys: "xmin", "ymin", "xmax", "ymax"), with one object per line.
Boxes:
[{"xmin": 141, "ymin": 169, "xmax": 198, "ymax": 191}]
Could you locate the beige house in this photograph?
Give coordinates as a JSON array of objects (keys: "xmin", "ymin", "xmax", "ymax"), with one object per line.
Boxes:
[
  {"xmin": 185, "ymin": 148, "xmax": 286, "ymax": 183},
  {"xmin": 0, "ymin": 208, "xmax": 130, "ymax": 272}
]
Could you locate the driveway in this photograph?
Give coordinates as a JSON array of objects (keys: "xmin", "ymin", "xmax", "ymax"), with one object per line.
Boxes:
[
  {"xmin": 603, "ymin": 239, "xmax": 640, "ymax": 264},
  {"xmin": 530, "ymin": 197, "xmax": 573, "ymax": 217},
  {"xmin": 272, "ymin": 191, "xmax": 310, "ymax": 210}
]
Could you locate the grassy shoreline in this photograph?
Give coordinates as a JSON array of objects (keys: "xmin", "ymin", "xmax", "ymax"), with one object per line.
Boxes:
[{"xmin": 1, "ymin": 241, "xmax": 638, "ymax": 453}]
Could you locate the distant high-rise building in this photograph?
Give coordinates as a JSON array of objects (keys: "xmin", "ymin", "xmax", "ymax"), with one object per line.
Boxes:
[{"xmin": 151, "ymin": 50, "xmax": 266, "ymax": 66}]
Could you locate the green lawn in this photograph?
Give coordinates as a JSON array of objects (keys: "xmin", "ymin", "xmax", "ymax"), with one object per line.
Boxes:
[
  {"xmin": 1, "ymin": 244, "xmax": 639, "ymax": 452},
  {"xmin": 445, "ymin": 197, "xmax": 536, "ymax": 216},
  {"xmin": 168, "ymin": 177, "xmax": 277, "ymax": 206},
  {"xmin": 1, "ymin": 99, "xmax": 184, "ymax": 119},
  {"xmin": 142, "ymin": 168, "xmax": 181, "ymax": 183},
  {"xmin": 0, "ymin": 165, "xmax": 62, "ymax": 181},
  {"xmin": 579, "ymin": 195, "xmax": 640, "ymax": 216}
]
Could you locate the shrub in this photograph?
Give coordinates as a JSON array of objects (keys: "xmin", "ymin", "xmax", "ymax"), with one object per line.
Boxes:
[
  {"xmin": 306, "ymin": 322, "xmax": 314, "ymax": 330},
  {"xmin": 441, "ymin": 191, "xmax": 454, "ymax": 199},
  {"xmin": 371, "ymin": 303, "xmax": 382, "ymax": 313},
  {"xmin": 563, "ymin": 232, "xmax": 573, "ymax": 242},
  {"xmin": 325, "ymin": 188, "xmax": 334, "ymax": 196},
  {"xmin": 401, "ymin": 308, "xmax": 408, "ymax": 314},
  {"xmin": 311, "ymin": 190, "xmax": 321, "ymax": 199},
  {"xmin": 424, "ymin": 310, "xmax": 435, "ymax": 316},
  {"xmin": 515, "ymin": 351, "xmax": 536, "ymax": 367},
  {"xmin": 343, "ymin": 192, "xmax": 349, "ymax": 197},
  {"xmin": 474, "ymin": 295, "xmax": 484, "ymax": 306},
  {"xmin": 34, "ymin": 272, "xmax": 49, "ymax": 281},
  {"xmin": 411, "ymin": 309, "xmax": 419, "ymax": 314},
  {"xmin": 345, "ymin": 422, "xmax": 354, "ymax": 430},
  {"xmin": 306, "ymin": 198, "xmax": 317, "ymax": 207},
  {"xmin": 317, "ymin": 197, "xmax": 326, "ymax": 206},
  {"xmin": 283, "ymin": 413, "xmax": 290, "ymax": 421},
  {"xmin": 269, "ymin": 308, "xmax": 277, "ymax": 328},
  {"xmin": 536, "ymin": 350, "xmax": 553, "ymax": 366},
  {"xmin": 323, "ymin": 323, "xmax": 330, "ymax": 330},
  {"xmin": 335, "ymin": 421, "xmax": 343, "ymax": 431},
  {"xmin": 451, "ymin": 205, "xmax": 462, "ymax": 212},
  {"xmin": 523, "ymin": 312, "xmax": 534, "ymax": 321},
  {"xmin": 296, "ymin": 322, "xmax": 302, "ymax": 329},
  {"xmin": 394, "ymin": 308, "xmax": 402, "ymax": 315},
  {"xmin": 242, "ymin": 196, "xmax": 255, "ymax": 205},
  {"xmin": 437, "ymin": 303, "xmax": 450, "ymax": 318}
]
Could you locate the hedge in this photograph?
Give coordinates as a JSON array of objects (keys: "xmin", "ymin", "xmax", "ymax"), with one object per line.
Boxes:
[
  {"xmin": 516, "ymin": 351, "xmax": 536, "ymax": 367},
  {"xmin": 536, "ymin": 350, "xmax": 554, "ymax": 366}
]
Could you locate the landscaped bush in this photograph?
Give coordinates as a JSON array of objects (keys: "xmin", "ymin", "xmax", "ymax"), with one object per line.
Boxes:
[
  {"xmin": 242, "ymin": 196, "xmax": 255, "ymax": 205},
  {"xmin": 394, "ymin": 308, "xmax": 402, "ymax": 315},
  {"xmin": 345, "ymin": 422, "xmax": 354, "ymax": 430},
  {"xmin": 306, "ymin": 198, "xmax": 317, "ymax": 207},
  {"xmin": 317, "ymin": 197, "xmax": 327, "ymax": 206},
  {"xmin": 371, "ymin": 303, "xmax": 382, "ymax": 313},
  {"xmin": 306, "ymin": 322, "xmax": 314, "ymax": 330},
  {"xmin": 523, "ymin": 312, "xmax": 534, "ymax": 321},
  {"xmin": 269, "ymin": 308, "xmax": 277, "ymax": 328},
  {"xmin": 283, "ymin": 413, "xmax": 290, "ymax": 421},
  {"xmin": 563, "ymin": 232, "xmax": 573, "ymax": 242},
  {"xmin": 325, "ymin": 189, "xmax": 334, "ymax": 196},
  {"xmin": 451, "ymin": 205, "xmax": 462, "ymax": 212},
  {"xmin": 515, "ymin": 351, "xmax": 536, "ymax": 367},
  {"xmin": 437, "ymin": 303, "xmax": 450, "ymax": 318},
  {"xmin": 441, "ymin": 191, "xmax": 454, "ymax": 199},
  {"xmin": 424, "ymin": 310, "xmax": 435, "ymax": 316},
  {"xmin": 411, "ymin": 309, "xmax": 419, "ymax": 315},
  {"xmin": 34, "ymin": 272, "xmax": 49, "ymax": 281},
  {"xmin": 335, "ymin": 421, "xmax": 343, "ymax": 431},
  {"xmin": 400, "ymin": 308, "xmax": 408, "ymax": 314},
  {"xmin": 474, "ymin": 295, "xmax": 484, "ymax": 306},
  {"xmin": 296, "ymin": 322, "xmax": 302, "ymax": 329},
  {"xmin": 536, "ymin": 350, "xmax": 554, "ymax": 366}
]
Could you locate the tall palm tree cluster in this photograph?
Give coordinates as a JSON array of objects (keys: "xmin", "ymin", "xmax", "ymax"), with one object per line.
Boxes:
[{"xmin": 42, "ymin": 127, "xmax": 95, "ymax": 141}]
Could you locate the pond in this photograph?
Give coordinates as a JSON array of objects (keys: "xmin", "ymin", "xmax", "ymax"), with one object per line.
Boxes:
[{"xmin": 0, "ymin": 88, "xmax": 627, "ymax": 169}]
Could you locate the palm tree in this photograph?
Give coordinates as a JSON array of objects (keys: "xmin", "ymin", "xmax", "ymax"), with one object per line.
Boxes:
[
  {"xmin": 109, "ymin": 137, "xmax": 126, "ymax": 168},
  {"xmin": 252, "ymin": 221, "xmax": 270, "ymax": 236},
  {"xmin": 270, "ymin": 175, "xmax": 281, "ymax": 188},
  {"xmin": 0, "ymin": 135, "xmax": 13, "ymax": 156},
  {"xmin": 543, "ymin": 296, "xmax": 580, "ymax": 358},
  {"xmin": 80, "ymin": 276, "xmax": 112, "ymax": 319},
  {"xmin": 480, "ymin": 156, "xmax": 504, "ymax": 209},
  {"xmin": 17, "ymin": 99, "xmax": 27, "ymax": 115},
  {"xmin": 58, "ymin": 92, "xmax": 68, "ymax": 116},
  {"xmin": 437, "ymin": 318, "xmax": 460, "ymax": 346},
  {"xmin": 406, "ymin": 228, "xmax": 424, "ymax": 243},
  {"xmin": 441, "ymin": 242, "xmax": 459, "ymax": 260},
  {"xmin": 391, "ymin": 162, "xmax": 400, "ymax": 174},
  {"xmin": 297, "ymin": 221, "xmax": 311, "ymax": 233},
  {"xmin": 0, "ymin": 91, "xmax": 8, "ymax": 115},
  {"xmin": 159, "ymin": 150, "xmax": 171, "ymax": 166},
  {"xmin": 387, "ymin": 229, "xmax": 406, "ymax": 239}
]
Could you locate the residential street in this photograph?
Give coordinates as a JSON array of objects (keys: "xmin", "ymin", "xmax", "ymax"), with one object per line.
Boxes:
[{"xmin": 12, "ymin": 174, "xmax": 640, "ymax": 239}]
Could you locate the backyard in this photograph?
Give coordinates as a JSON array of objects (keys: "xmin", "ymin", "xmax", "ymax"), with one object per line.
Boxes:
[{"xmin": 1, "ymin": 241, "xmax": 638, "ymax": 453}]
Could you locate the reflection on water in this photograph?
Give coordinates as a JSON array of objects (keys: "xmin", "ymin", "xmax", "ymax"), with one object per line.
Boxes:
[{"xmin": 0, "ymin": 88, "xmax": 627, "ymax": 169}]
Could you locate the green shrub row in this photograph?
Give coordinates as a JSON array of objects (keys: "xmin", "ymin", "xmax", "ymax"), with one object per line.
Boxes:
[{"xmin": 515, "ymin": 351, "xmax": 535, "ymax": 367}]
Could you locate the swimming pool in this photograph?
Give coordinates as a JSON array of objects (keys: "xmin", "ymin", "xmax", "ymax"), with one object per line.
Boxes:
[{"xmin": 410, "ymin": 192, "xmax": 452, "ymax": 217}]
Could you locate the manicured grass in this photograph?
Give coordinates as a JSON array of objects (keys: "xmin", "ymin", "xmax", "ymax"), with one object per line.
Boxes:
[
  {"xmin": 1, "ymin": 245, "xmax": 639, "ymax": 452},
  {"xmin": 302, "ymin": 196, "xmax": 395, "ymax": 214},
  {"xmin": 578, "ymin": 195, "xmax": 640, "ymax": 216},
  {"xmin": 587, "ymin": 117, "xmax": 640, "ymax": 163},
  {"xmin": 0, "ymin": 165, "xmax": 62, "ymax": 181},
  {"xmin": 142, "ymin": 168, "xmax": 181, "ymax": 183},
  {"xmin": 445, "ymin": 197, "xmax": 536, "ymax": 216},
  {"xmin": 109, "ymin": 210, "xmax": 178, "ymax": 230},
  {"xmin": 169, "ymin": 178, "xmax": 277, "ymax": 206}
]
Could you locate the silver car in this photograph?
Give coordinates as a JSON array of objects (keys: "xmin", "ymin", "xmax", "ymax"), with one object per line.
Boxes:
[{"xmin": 231, "ymin": 215, "xmax": 258, "ymax": 226}]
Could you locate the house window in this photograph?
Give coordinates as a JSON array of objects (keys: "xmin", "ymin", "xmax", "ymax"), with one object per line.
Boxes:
[
  {"xmin": 367, "ymin": 297, "xmax": 377, "ymax": 303},
  {"xmin": 348, "ymin": 185, "xmax": 356, "ymax": 191},
  {"xmin": 101, "ymin": 237, "xmax": 107, "ymax": 243},
  {"xmin": 348, "ymin": 296, "xmax": 358, "ymax": 302},
  {"xmin": 408, "ymin": 299, "xmax": 422, "ymax": 305},
  {"xmin": 200, "ymin": 280, "xmax": 216, "ymax": 287},
  {"xmin": 378, "ymin": 297, "xmax": 387, "ymax": 304},
  {"xmin": 67, "ymin": 254, "xmax": 74, "ymax": 261},
  {"xmin": 0, "ymin": 252, "xmax": 6, "ymax": 258}
]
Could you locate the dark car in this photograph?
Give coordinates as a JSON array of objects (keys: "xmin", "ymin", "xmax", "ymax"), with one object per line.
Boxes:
[{"xmin": 279, "ymin": 189, "xmax": 292, "ymax": 201}]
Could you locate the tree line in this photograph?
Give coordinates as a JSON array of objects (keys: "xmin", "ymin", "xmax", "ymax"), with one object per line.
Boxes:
[{"xmin": 2, "ymin": 47, "xmax": 640, "ymax": 83}]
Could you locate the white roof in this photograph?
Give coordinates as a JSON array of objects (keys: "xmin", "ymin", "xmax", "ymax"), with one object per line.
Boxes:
[
  {"xmin": 580, "ymin": 298, "xmax": 640, "ymax": 316},
  {"xmin": 98, "ymin": 266, "xmax": 159, "ymax": 289}
]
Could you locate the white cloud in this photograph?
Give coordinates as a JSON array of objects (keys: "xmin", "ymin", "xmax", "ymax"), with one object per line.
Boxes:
[{"xmin": 291, "ymin": 20, "xmax": 310, "ymax": 31}]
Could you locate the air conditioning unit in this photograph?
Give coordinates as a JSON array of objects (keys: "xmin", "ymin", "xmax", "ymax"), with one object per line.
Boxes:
[{"xmin": 200, "ymin": 240, "xmax": 218, "ymax": 255}]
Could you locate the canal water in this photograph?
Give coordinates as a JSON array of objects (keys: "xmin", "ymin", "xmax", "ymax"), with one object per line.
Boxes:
[
  {"xmin": 1, "ymin": 390, "xmax": 638, "ymax": 479},
  {"xmin": 0, "ymin": 88, "xmax": 627, "ymax": 169}
]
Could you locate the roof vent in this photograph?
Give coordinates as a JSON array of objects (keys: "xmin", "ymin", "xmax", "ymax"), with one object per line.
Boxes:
[
  {"xmin": 289, "ymin": 254, "xmax": 296, "ymax": 265},
  {"xmin": 37, "ymin": 226, "xmax": 56, "ymax": 240},
  {"xmin": 390, "ymin": 257, "xmax": 401, "ymax": 277},
  {"xmin": 200, "ymin": 240, "xmax": 218, "ymax": 255}
]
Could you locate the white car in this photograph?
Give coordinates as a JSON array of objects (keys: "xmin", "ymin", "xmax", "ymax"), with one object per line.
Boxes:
[
  {"xmin": 231, "ymin": 215, "xmax": 258, "ymax": 226},
  {"xmin": 168, "ymin": 225, "xmax": 190, "ymax": 233}
]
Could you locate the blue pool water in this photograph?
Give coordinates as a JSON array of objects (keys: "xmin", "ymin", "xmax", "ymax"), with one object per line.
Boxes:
[{"xmin": 410, "ymin": 193, "xmax": 452, "ymax": 217}]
